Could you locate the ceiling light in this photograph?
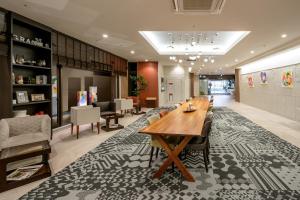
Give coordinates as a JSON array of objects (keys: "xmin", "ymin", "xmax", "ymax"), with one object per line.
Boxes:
[
  {"xmin": 202, "ymin": 64, "xmax": 205, "ymax": 67},
  {"xmin": 225, "ymin": 64, "xmax": 229, "ymax": 67},
  {"xmin": 178, "ymin": 59, "xmax": 183, "ymax": 63},
  {"xmin": 130, "ymin": 50, "xmax": 135, "ymax": 54},
  {"xmin": 188, "ymin": 67, "xmax": 192, "ymax": 72},
  {"xmin": 281, "ymin": 34, "xmax": 287, "ymax": 38},
  {"xmin": 198, "ymin": 52, "xmax": 202, "ymax": 55},
  {"xmin": 204, "ymin": 58, "xmax": 208, "ymax": 63},
  {"xmin": 185, "ymin": 53, "xmax": 189, "ymax": 55},
  {"xmin": 191, "ymin": 41, "xmax": 196, "ymax": 46},
  {"xmin": 102, "ymin": 34, "xmax": 108, "ymax": 38},
  {"xmin": 191, "ymin": 62, "xmax": 194, "ymax": 65},
  {"xmin": 196, "ymin": 55, "xmax": 200, "ymax": 59},
  {"xmin": 250, "ymin": 50, "xmax": 255, "ymax": 54},
  {"xmin": 210, "ymin": 59, "xmax": 215, "ymax": 63},
  {"xmin": 145, "ymin": 59, "xmax": 148, "ymax": 62},
  {"xmin": 234, "ymin": 59, "xmax": 239, "ymax": 62}
]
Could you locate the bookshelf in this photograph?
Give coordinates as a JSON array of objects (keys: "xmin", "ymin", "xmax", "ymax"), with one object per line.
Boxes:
[{"xmin": 10, "ymin": 14, "xmax": 52, "ymax": 117}]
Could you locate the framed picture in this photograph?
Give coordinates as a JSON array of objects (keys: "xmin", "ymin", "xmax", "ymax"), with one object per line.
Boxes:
[
  {"xmin": 31, "ymin": 94, "xmax": 45, "ymax": 102},
  {"xmin": 247, "ymin": 75, "xmax": 254, "ymax": 87},
  {"xmin": 260, "ymin": 71, "xmax": 268, "ymax": 84},
  {"xmin": 16, "ymin": 91, "xmax": 29, "ymax": 104},
  {"xmin": 281, "ymin": 70, "xmax": 293, "ymax": 88},
  {"xmin": 77, "ymin": 91, "xmax": 87, "ymax": 106}
]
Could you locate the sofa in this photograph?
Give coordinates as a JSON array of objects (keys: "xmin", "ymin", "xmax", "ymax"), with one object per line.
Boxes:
[
  {"xmin": 92, "ymin": 101, "xmax": 116, "ymax": 117},
  {"xmin": 0, "ymin": 115, "xmax": 51, "ymax": 151}
]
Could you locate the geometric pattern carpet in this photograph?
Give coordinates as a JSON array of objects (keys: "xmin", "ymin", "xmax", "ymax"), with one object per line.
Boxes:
[{"xmin": 20, "ymin": 107, "xmax": 300, "ymax": 200}]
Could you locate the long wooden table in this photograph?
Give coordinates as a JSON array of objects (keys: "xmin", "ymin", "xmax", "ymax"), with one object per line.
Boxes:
[{"xmin": 139, "ymin": 97, "xmax": 209, "ymax": 182}]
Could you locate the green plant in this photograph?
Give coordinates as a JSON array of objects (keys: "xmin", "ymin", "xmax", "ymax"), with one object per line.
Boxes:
[{"xmin": 130, "ymin": 75, "xmax": 148, "ymax": 96}]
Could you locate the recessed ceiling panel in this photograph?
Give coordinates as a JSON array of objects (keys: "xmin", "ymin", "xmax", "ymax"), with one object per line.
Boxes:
[{"xmin": 139, "ymin": 31, "xmax": 250, "ymax": 55}]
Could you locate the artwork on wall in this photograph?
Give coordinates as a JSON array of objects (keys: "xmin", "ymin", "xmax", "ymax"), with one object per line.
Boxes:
[
  {"xmin": 52, "ymin": 76, "xmax": 57, "ymax": 98},
  {"xmin": 77, "ymin": 91, "xmax": 87, "ymax": 106},
  {"xmin": 247, "ymin": 75, "xmax": 254, "ymax": 87},
  {"xmin": 89, "ymin": 86, "xmax": 98, "ymax": 104},
  {"xmin": 260, "ymin": 71, "xmax": 268, "ymax": 84},
  {"xmin": 281, "ymin": 70, "xmax": 293, "ymax": 88}
]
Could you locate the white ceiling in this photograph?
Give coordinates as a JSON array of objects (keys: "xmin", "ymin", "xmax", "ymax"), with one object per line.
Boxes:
[
  {"xmin": 139, "ymin": 31, "xmax": 250, "ymax": 55},
  {"xmin": 2, "ymin": 0, "xmax": 300, "ymax": 75}
]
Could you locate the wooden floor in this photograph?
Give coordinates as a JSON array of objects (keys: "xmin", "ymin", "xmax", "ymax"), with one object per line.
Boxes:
[{"xmin": 1, "ymin": 96, "xmax": 299, "ymax": 200}]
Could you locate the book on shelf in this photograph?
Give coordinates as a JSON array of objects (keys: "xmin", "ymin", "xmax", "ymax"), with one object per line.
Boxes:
[{"xmin": 7, "ymin": 164, "xmax": 43, "ymax": 181}]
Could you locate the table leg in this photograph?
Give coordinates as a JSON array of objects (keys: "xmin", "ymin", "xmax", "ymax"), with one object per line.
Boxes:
[
  {"xmin": 0, "ymin": 161, "xmax": 7, "ymax": 187},
  {"xmin": 91, "ymin": 123, "xmax": 94, "ymax": 131},
  {"xmin": 71, "ymin": 123, "xmax": 73, "ymax": 135},
  {"xmin": 76, "ymin": 125, "xmax": 79, "ymax": 139},
  {"xmin": 153, "ymin": 135, "xmax": 195, "ymax": 182},
  {"xmin": 97, "ymin": 122, "xmax": 100, "ymax": 134},
  {"xmin": 106, "ymin": 118, "xmax": 110, "ymax": 128}
]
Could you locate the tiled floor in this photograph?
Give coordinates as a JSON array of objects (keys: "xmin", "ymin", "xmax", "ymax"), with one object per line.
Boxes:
[{"xmin": 0, "ymin": 96, "xmax": 299, "ymax": 200}]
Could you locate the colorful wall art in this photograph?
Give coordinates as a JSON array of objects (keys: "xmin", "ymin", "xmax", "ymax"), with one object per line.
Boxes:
[
  {"xmin": 77, "ymin": 91, "xmax": 87, "ymax": 106},
  {"xmin": 260, "ymin": 72, "xmax": 268, "ymax": 84},
  {"xmin": 281, "ymin": 70, "xmax": 293, "ymax": 88},
  {"xmin": 247, "ymin": 75, "xmax": 254, "ymax": 87},
  {"xmin": 89, "ymin": 86, "xmax": 98, "ymax": 104}
]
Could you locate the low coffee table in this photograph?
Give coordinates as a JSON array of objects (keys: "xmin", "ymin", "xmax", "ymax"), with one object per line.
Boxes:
[
  {"xmin": 101, "ymin": 113, "xmax": 124, "ymax": 132},
  {"xmin": 0, "ymin": 140, "xmax": 51, "ymax": 192}
]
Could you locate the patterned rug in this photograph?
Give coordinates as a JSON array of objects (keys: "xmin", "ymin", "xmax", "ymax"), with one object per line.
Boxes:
[{"xmin": 20, "ymin": 107, "xmax": 300, "ymax": 200}]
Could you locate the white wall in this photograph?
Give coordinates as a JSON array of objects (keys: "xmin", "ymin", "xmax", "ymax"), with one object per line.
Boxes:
[
  {"xmin": 158, "ymin": 64, "xmax": 191, "ymax": 106},
  {"xmin": 240, "ymin": 64, "xmax": 300, "ymax": 122}
]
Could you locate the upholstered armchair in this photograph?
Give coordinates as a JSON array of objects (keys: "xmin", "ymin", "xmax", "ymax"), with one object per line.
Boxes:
[
  {"xmin": 92, "ymin": 101, "xmax": 116, "ymax": 117},
  {"xmin": 114, "ymin": 98, "xmax": 134, "ymax": 115},
  {"xmin": 127, "ymin": 96, "xmax": 141, "ymax": 113},
  {"xmin": 70, "ymin": 105, "xmax": 105, "ymax": 139},
  {"xmin": 0, "ymin": 115, "xmax": 51, "ymax": 151}
]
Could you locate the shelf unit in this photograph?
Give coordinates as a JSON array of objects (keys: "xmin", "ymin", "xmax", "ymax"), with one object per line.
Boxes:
[{"xmin": 10, "ymin": 14, "xmax": 52, "ymax": 117}]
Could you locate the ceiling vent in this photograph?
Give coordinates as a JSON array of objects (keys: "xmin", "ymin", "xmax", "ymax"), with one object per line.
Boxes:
[{"xmin": 172, "ymin": 0, "xmax": 226, "ymax": 15}]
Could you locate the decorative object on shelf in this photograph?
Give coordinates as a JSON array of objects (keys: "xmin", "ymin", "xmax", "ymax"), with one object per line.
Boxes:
[
  {"xmin": 89, "ymin": 86, "xmax": 98, "ymax": 104},
  {"xmin": 260, "ymin": 71, "xmax": 268, "ymax": 84},
  {"xmin": 16, "ymin": 75, "xmax": 24, "ymax": 84},
  {"xmin": 247, "ymin": 74, "xmax": 254, "ymax": 88},
  {"xmin": 13, "ymin": 110, "xmax": 27, "ymax": 117},
  {"xmin": 37, "ymin": 59, "xmax": 46, "ymax": 66},
  {"xmin": 15, "ymin": 55, "xmax": 25, "ymax": 64},
  {"xmin": 36, "ymin": 75, "xmax": 47, "ymax": 84},
  {"xmin": 12, "ymin": 99, "xmax": 17, "ymax": 105},
  {"xmin": 31, "ymin": 94, "xmax": 45, "ymax": 102},
  {"xmin": 16, "ymin": 91, "xmax": 29, "ymax": 103},
  {"xmin": 281, "ymin": 70, "xmax": 293, "ymax": 88},
  {"xmin": 77, "ymin": 91, "xmax": 87, "ymax": 106},
  {"xmin": 52, "ymin": 76, "xmax": 57, "ymax": 98},
  {"xmin": 13, "ymin": 34, "xmax": 19, "ymax": 41},
  {"xmin": 12, "ymin": 72, "xmax": 15, "ymax": 84},
  {"xmin": 12, "ymin": 55, "xmax": 16, "ymax": 64},
  {"xmin": 19, "ymin": 36, "xmax": 25, "ymax": 42},
  {"xmin": 35, "ymin": 111, "xmax": 45, "ymax": 115},
  {"xmin": 45, "ymin": 43, "xmax": 49, "ymax": 48}
]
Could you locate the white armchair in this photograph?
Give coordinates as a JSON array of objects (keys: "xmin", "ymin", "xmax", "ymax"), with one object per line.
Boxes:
[
  {"xmin": 114, "ymin": 98, "xmax": 134, "ymax": 115},
  {"xmin": 0, "ymin": 115, "xmax": 51, "ymax": 151},
  {"xmin": 70, "ymin": 105, "xmax": 105, "ymax": 139}
]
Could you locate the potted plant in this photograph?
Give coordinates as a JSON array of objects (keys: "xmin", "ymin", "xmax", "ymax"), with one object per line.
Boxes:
[{"xmin": 130, "ymin": 75, "xmax": 148, "ymax": 114}]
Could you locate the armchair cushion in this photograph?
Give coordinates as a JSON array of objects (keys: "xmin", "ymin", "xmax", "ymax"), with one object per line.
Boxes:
[{"xmin": 1, "ymin": 132, "xmax": 49, "ymax": 149}]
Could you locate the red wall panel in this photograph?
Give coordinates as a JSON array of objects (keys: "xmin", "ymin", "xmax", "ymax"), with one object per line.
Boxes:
[{"xmin": 137, "ymin": 62, "xmax": 159, "ymax": 107}]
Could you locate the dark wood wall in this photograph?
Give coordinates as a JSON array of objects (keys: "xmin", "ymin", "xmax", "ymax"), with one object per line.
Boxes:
[{"xmin": 52, "ymin": 32, "xmax": 127, "ymax": 76}]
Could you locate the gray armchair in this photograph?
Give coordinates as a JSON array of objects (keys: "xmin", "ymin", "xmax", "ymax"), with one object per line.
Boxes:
[
  {"xmin": 0, "ymin": 115, "xmax": 51, "ymax": 151},
  {"xmin": 93, "ymin": 101, "xmax": 116, "ymax": 117}
]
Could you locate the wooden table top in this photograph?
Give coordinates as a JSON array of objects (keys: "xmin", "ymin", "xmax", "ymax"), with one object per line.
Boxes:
[{"xmin": 140, "ymin": 97, "xmax": 209, "ymax": 136}]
